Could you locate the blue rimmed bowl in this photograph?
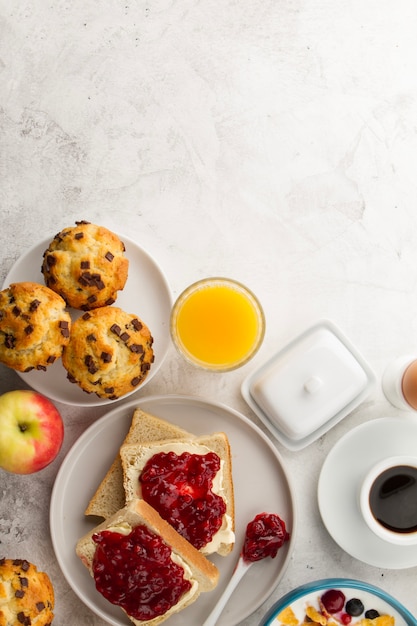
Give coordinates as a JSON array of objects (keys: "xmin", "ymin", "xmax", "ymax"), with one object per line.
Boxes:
[{"xmin": 259, "ymin": 578, "xmax": 416, "ymax": 625}]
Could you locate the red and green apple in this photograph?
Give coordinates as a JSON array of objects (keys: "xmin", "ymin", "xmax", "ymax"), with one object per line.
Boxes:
[{"xmin": 0, "ymin": 390, "xmax": 64, "ymax": 474}]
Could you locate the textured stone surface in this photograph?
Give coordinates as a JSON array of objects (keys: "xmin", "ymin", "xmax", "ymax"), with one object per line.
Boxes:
[{"xmin": 1, "ymin": 1, "xmax": 417, "ymax": 624}]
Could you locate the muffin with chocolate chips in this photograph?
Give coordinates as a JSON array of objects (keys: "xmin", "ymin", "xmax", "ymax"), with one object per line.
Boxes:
[
  {"xmin": 0, "ymin": 558, "xmax": 54, "ymax": 625},
  {"xmin": 62, "ymin": 306, "xmax": 154, "ymax": 399},
  {"xmin": 41, "ymin": 221, "xmax": 129, "ymax": 310},
  {"xmin": 0, "ymin": 282, "xmax": 71, "ymax": 372}
]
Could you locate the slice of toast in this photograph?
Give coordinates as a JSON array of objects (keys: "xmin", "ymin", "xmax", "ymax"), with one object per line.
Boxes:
[
  {"xmin": 120, "ymin": 432, "xmax": 235, "ymax": 556},
  {"xmin": 85, "ymin": 408, "xmax": 195, "ymax": 519},
  {"xmin": 76, "ymin": 498, "xmax": 219, "ymax": 626}
]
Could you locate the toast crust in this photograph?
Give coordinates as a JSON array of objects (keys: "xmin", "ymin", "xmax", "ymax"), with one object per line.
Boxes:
[{"xmin": 85, "ymin": 408, "xmax": 194, "ymax": 518}]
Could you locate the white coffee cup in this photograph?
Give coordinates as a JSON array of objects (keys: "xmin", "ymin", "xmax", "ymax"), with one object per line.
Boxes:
[{"xmin": 359, "ymin": 455, "xmax": 417, "ymax": 546}]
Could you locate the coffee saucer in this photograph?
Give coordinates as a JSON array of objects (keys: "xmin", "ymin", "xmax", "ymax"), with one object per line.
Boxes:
[{"xmin": 318, "ymin": 416, "xmax": 417, "ymax": 569}]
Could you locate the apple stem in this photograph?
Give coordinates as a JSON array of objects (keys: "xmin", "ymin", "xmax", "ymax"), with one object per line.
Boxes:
[{"xmin": 19, "ymin": 424, "xmax": 28, "ymax": 433}]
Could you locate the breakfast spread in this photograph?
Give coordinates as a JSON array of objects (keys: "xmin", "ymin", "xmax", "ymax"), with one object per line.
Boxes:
[
  {"xmin": 0, "ymin": 281, "xmax": 71, "ymax": 372},
  {"xmin": 1, "ymin": 227, "xmax": 415, "ymax": 626},
  {"xmin": 76, "ymin": 498, "xmax": 219, "ymax": 625},
  {"xmin": 0, "ymin": 558, "xmax": 55, "ymax": 626},
  {"xmin": 41, "ymin": 221, "xmax": 129, "ymax": 310},
  {"xmin": 274, "ymin": 587, "xmax": 397, "ymax": 626},
  {"xmin": 61, "ymin": 307, "xmax": 154, "ymax": 400}
]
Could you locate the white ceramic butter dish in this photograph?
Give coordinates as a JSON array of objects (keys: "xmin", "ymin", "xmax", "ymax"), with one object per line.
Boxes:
[{"xmin": 241, "ymin": 320, "xmax": 376, "ymax": 450}]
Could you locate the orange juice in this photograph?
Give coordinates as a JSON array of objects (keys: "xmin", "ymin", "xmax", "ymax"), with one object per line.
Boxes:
[{"xmin": 171, "ymin": 278, "xmax": 265, "ymax": 371}]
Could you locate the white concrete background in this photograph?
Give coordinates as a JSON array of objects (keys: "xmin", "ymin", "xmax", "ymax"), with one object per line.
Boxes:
[{"xmin": 1, "ymin": 0, "xmax": 417, "ymax": 624}]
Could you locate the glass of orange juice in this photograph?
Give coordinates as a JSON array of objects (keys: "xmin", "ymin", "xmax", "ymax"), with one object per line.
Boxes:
[{"xmin": 170, "ymin": 277, "xmax": 265, "ymax": 371}]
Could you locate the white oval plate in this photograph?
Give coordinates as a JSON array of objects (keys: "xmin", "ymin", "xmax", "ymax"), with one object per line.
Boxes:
[
  {"xmin": 2, "ymin": 234, "xmax": 172, "ymax": 406},
  {"xmin": 50, "ymin": 394, "xmax": 296, "ymax": 626},
  {"xmin": 318, "ymin": 416, "xmax": 417, "ymax": 569}
]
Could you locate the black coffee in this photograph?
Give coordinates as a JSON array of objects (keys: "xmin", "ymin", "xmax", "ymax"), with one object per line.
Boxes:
[{"xmin": 369, "ymin": 465, "xmax": 417, "ymax": 533}]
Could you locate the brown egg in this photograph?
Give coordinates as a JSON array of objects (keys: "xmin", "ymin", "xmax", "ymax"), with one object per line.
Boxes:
[{"xmin": 401, "ymin": 360, "xmax": 417, "ymax": 409}]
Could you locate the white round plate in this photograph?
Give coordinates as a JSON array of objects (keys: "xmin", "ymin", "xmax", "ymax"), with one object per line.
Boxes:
[
  {"xmin": 50, "ymin": 394, "xmax": 296, "ymax": 626},
  {"xmin": 318, "ymin": 416, "xmax": 417, "ymax": 569},
  {"xmin": 2, "ymin": 234, "xmax": 172, "ymax": 406}
]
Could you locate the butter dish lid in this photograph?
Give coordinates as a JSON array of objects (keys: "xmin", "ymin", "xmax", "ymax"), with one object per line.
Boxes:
[{"xmin": 241, "ymin": 320, "xmax": 376, "ymax": 451}]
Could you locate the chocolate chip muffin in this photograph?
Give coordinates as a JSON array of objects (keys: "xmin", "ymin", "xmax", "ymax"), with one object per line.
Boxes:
[
  {"xmin": 0, "ymin": 282, "xmax": 71, "ymax": 372},
  {"xmin": 62, "ymin": 306, "xmax": 154, "ymax": 400},
  {"xmin": 41, "ymin": 221, "xmax": 129, "ymax": 310},
  {"xmin": 0, "ymin": 558, "xmax": 54, "ymax": 625}
]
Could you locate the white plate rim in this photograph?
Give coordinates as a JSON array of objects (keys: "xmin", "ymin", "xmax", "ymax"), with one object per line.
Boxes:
[
  {"xmin": 49, "ymin": 393, "xmax": 297, "ymax": 626},
  {"xmin": 2, "ymin": 232, "xmax": 173, "ymax": 406},
  {"xmin": 318, "ymin": 416, "xmax": 417, "ymax": 569}
]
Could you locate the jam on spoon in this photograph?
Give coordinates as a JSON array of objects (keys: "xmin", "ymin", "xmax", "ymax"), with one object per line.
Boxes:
[
  {"xmin": 242, "ymin": 512, "xmax": 290, "ymax": 562},
  {"xmin": 202, "ymin": 512, "xmax": 290, "ymax": 626}
]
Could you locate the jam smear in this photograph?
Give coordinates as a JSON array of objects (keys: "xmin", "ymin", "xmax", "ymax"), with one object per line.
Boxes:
[
  {"xmin": 140, "ymin": 451, "xmax": 226, "ymax": 549},
  {"xmin": 92, "ymin": 525, "xmax": 192, "ymax": 620},
  {"xmin": 242, "ymin": 512, "xmax": 290, "ymax": 562}
]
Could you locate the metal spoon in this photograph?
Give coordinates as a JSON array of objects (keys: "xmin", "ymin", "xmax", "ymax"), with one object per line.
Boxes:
[{"xmin": 201, "ymin": 555, "xmax": 253, "ymax": 626}]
